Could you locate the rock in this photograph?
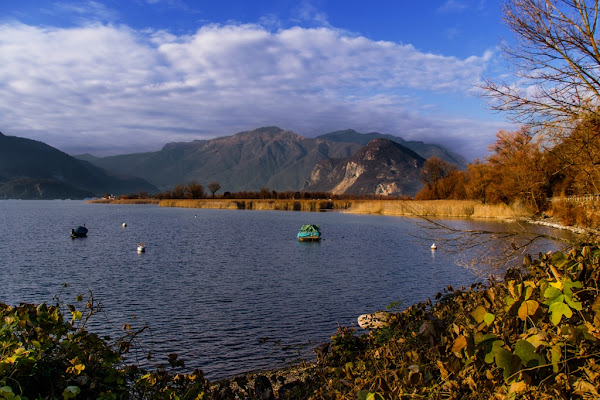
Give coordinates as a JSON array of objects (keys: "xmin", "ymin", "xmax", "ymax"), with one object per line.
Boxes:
[
  {"xmin": 254, "ymin": 375, "xmax": 275, "ymax": 400},
  {"xmin": 357, "ymin": 311, "xmax": 394, "ymax": 329}
]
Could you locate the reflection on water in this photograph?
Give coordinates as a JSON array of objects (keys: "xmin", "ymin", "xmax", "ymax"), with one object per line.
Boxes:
[{"xmin": 0, "ymin": 201, "xmax": 572, "ymax": 379}]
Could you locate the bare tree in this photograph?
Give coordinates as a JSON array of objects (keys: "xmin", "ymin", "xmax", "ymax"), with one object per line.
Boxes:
[
  {"xmin": 419, "ymin": 157, "xmax": 456, "ymax": 198},
  {"xmin": 483, "ymin": 0, "xmax": 600, "ymax": 128},
  {"xmin": 171, "ymin": 184, "xmax": 186, "ymax": 199},
  {"xmin": 550, "ymin": 113, "xmax": 600, "ymax": 194},
  {"xmin": 185, "ymin": 180, "xmax": 204, "ymax": 199},
  {"xmin": 207, "ymin": 181, "xmax": 221, "ymax": 198}
]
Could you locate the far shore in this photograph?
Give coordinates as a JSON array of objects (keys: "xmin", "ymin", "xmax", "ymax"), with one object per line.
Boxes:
[
  {"xmin": 87, "ymin": 198, "xmax": 159, "ymax": 204},
  {"xmin": 88, "ymin": 198, "xmax": 531, "ymax": 220}
]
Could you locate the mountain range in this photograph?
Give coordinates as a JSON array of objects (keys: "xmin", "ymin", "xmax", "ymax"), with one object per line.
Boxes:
[
  {"xmin": 0, "ymin": 127, "xmax": 466, "ymax": 199},
  {"xmin": 77, "ymin": 127, "xmax": 465, "ymax": 195},
  {"xmin": 0, "ymin": 132, "xmax": 158, "ymax": 199}
]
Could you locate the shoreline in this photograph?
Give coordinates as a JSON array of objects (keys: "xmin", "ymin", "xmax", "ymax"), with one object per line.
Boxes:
[{"xmin": 87, "ymin": 198, "xmax": 159, "ymax": 204}]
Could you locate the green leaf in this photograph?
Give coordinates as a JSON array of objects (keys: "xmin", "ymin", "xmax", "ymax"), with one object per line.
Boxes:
[
  {"xmin": 63, "ymin": 386, "xmax": 81, "ymax": 400},
  {"xmin": 494, "ymin": 347, "xmax": 513, "ymax": 370},
  {"xmin": 550, "ymin": 251, "xmax": 566, "ymax": 266},
  {"xmin": 524, "ymin": 285, "xmax": 534, "ymax": 301},
  {"xmin": 358, "ymin": 391, "xmax": 384, "ymax": 400},
  {"xmin": 0, "ymin": 387, "xmax": 14, "ymax": 395},
  {"xmin": 514, "ymin": 340, "xmax": 544, "ymax": 367},
  {"xmin": 495, "ymin": 347, "xmax": 521, "ymax": 382},
  {"xmin": 484, "ymin": 312, "xmax": 495, "ymax": 326},
  {"xmin": 480, "ymin": 338, "xmax": 503, "ymax": 364},
  {"xmin": 504, "ymin": 295, "xmax": 516, "ymax": 308},
  {"xmin": 550, "ymin": 344, "xmax": 562, "ymax": 373},
  {"xmin": 564, "ymin": 295, "xmax": 582, "ymax": 311},
  {"xmin": 563, "ymin": 279, "xmax": 582, "ymax": 297},
  {"xmin": 543, "ymin": 286, "xmax": 562, "ymax": 304},
  {"xmin": 525, "ymin": 333, "xmax": 548, "ymax": 349},
  {"xmin": 471, "ymin": 306, "xmax": 487, "ymax": 323},
  {"xmin": 549, "ymin": 301, "xmax": 573, "ymax": 325},
  {"xmin": 475, "ymin": 333, "xmax": 498, "ymax": 345}
]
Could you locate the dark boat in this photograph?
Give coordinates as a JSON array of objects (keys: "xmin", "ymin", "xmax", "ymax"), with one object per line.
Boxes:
[
  {"xmin": 71, "ymin": 225, "xmax": 88, "ymax": 238},
  {"xmin": 297, "ymin": 224, "xmax": 321, "ymax": 241}
]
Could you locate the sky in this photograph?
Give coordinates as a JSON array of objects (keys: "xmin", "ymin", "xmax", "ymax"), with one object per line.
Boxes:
[{"xmin": 0, "ymin": 0, "xmax": 515, "ymax": 160}]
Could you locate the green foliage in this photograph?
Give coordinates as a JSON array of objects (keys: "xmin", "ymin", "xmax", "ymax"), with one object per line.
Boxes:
[
  {"xmin": 306, "ymin": 243, "xmax": 600, "ymax": 399},
  {"xmin": 0, "ymin": 295, "xmax": 209, "ymax": 399}
]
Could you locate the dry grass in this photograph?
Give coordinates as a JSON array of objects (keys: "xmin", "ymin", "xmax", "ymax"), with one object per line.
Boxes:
[
  {"xmin": 158, "ymin": 198, "xmax": 530, "ymax": 220},
  {"xmin": 86, "ymin": 199, "xmax": 159, "ymax": 204},
  {"xmin": 340, "ymin": 199, "xmax": 530, "ymax": 219},
  {"xmin": 159, "ymin": 199, "xmax": 340, "ymax": 212}
]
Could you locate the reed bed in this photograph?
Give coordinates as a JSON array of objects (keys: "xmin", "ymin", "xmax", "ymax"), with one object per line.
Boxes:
[
  {"xmin": 87, "ymin": 198, "xmax": 159, "ymax": 204},
  {"xmin": 158, "ymin": 198, "xmax": 530, "ymax": 220},
  {"xmin": 159, "ymin": 198, "xmax": 340, "ymax": 212}
]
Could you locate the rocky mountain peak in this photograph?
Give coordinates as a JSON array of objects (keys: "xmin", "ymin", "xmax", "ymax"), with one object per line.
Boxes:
[{"xmin": 303, "ymin": 138, "xmax": 426, "ymax": 196}]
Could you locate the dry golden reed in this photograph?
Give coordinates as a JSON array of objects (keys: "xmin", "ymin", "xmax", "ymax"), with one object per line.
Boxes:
[
  {"xmin": 158, "ymin": 199, "xmax": 529, "ymax": 219},
  {"xmin": 87, "ymin": 199, "xmax": 159, "ymax": 205}
]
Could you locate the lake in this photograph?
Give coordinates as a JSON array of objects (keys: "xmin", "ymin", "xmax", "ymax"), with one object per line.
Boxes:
[{"xmin": 0, "ymin": 200, "xmax": 567, "ymax": 379}]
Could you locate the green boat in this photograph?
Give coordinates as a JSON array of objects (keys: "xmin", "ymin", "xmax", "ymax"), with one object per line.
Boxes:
[{"xmin": 297, "ymin": 224, "xmax": 321, "ymax": 241}]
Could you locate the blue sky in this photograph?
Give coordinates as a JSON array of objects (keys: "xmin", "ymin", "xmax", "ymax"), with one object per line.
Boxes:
[{"xmin": 0, "ymin": 0, "xmax": 513, "ymax": 160}]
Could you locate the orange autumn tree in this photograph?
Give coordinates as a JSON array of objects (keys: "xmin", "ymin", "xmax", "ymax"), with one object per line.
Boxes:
[
  {"xmin": 415, "ymin": 156, "xmax": 465, "ymax": 200},
  {"xmin": 482, "ymin": 127, "xmax": 552, "ymax": 212},
  {"xmin": 550, "ymin": 113, "xmax": 600, "ymax": 196}
]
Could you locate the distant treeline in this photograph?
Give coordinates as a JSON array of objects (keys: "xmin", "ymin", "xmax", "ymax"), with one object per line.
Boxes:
[{"xmin": 118, "ymin": 184, "xmax": 411, "ymax": 202}]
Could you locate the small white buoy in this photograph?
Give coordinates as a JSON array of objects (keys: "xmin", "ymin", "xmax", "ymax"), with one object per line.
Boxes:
[
  {"xmin": 122, "ymin": 222, "xmax": 127, "ymax": 228},
  {"xmin": 137, "ymin": 243, "xmax": 145, "ymax": 253},
  {"xmin": 431, "ymin": 243, "xmax": 437, "ymax": 250},
  {"xmin": 194, "ymin": 215, "xmax": 197, "ymax": 218}
]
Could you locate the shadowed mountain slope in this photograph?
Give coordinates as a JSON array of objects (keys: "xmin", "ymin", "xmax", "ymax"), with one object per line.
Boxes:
[
  {"xmin": 0, "ymin": 132, "xmax": 157, "ymax": 199},
  {"xmin": 78, "ymin": 127, "xmax": 362, "ymax": 192}
]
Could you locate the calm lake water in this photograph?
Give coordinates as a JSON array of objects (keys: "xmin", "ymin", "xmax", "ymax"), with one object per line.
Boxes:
[{"xmin": 0, "ymin": 200, "xmax": 568, "ymax": 379}]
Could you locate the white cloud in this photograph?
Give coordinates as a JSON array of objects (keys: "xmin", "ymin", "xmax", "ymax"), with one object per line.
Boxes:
[
  {"xmin": 438, "ymin": 0, "xmax": 470, "ymax": 13},
  {"xmin": 53, "ymin": 1, "xmax": 120, "ymax": 23},
  {"xmin": 0, "ymin": 21, "xmax": 503, "ymax": 159}
]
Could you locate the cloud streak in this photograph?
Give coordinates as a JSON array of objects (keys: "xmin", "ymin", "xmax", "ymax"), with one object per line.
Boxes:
[{"xmin": 0, "ymin": 21, "xmax": 502, "ymax": 159}]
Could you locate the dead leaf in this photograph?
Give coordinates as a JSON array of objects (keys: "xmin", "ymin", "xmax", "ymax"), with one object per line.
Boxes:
[
  {"xmin": 517, "ymin": 300, "xmax": 539, "ymax": 321},
  {"xmin": 509, "ymin": 381, "xmax": 528, "ymax": 393},
  {"xmin": 451, "ymin": 335, "xmax": 467, "ymax": 353}
]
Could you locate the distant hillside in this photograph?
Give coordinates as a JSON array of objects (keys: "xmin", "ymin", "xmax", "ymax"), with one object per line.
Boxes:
[
  {"xmin": 303, "ymin": 138, "xmax": 426, "ymax": 196},
  {"xmin": 77, "ymin": 127, "xmax": 465, "ymax": 194},
  {"xmin": 0, "ymin": 132, "xmax": 158, "ymax": 199},
  {"xmin": 316, "ymin": 129, "xmax": 466, "ymax": 169},
  {"xmin": 77, "ymin": 127, "xmax": 362, "ymax": 192}
]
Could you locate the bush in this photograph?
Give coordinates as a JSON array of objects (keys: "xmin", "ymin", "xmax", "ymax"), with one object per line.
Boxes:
[
  {"xmin": 0, "ymin": 295, "xmax": 209, "ymax": 399},
  {"xmin": 308, "ymin": 244, "xmax": 600, "ymax": 399}
]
